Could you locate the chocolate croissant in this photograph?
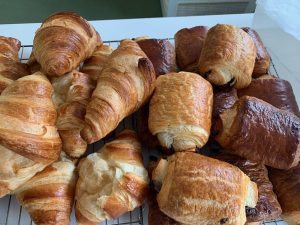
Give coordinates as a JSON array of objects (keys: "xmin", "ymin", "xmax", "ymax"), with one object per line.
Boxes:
[
  {"xmin": 80, "ymin": 43, "xmax": 114, "ymax": 81},
  {"xmin": 198, "ymin": 24, "xmax": 256, "ymax": 89},
  {"xmin": 33, "ymin": 12, "xmax": 100, "ymax": 76},
  {"xmin": 52, "ymin": 70, "xmax": 95, "ymax": 158},
  {"xmin": 149, "ymin": 72, "xmax": 213, "ymax": 151},
  {"xmin": 75, "ymin": 130, "xmax": 149, "ymax": 224},
  {"xmin": 238, "ymin": 77, "xmax": 300, "ymax": 117},
  {"xmin": 268, "ymin": 164, "xmax": 300, "ymax": 225},
  {"xmin": 148, "ymin": 188, "xmax": 184, "ymax": 225},
  {"xmin": 174, "ymin": 26, "xmax": 209, "ymax": 72},
  {"xmin": 81, "ymin": 40, "xmax": 156, "ymax": 144},
  {"xmin": 0, "ymin": 72, "xmax": 62, "ymax": 197},
  {"xmin": 152, "ymin": 152, "xmax": 258, "ymax": 225},
  {"xmin": 214, "ymin": 152, "xmax": 282, "ymax": 222},
  {"xmin": 215, "ymin": 96, "xmax": 300, "ymax": 169},
  {"xmin": 242, "ymin": 28, "xmax": 270, "ymax": 77},
  {"xmin": 213, "ymin": 86, "xmax": 238, "ymax": 118},
  {"xmin": 0, "ymin": 36, "xmax": 28, "ymax": 93},
  {"xmin": 136, "ymin": 37, "xmax": 177, "ymax": 76},
  {"xmin": 15, "ymin": 156, "xmax": 77, "ymax": 225}
]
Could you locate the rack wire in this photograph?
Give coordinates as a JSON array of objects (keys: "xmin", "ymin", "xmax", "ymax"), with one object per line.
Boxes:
[{"xmin": 0, "ymin": 42, "xmax": 286, "ymax": 225}]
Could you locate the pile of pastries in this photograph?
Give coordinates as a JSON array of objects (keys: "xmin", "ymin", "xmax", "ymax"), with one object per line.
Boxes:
[{"xmin": 0, "ymin": 11, "xmax": 299, "ymax": 225}]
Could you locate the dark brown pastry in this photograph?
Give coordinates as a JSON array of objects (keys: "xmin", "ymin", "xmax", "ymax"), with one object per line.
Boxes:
[
  {"xmin": 174, "ymin": 26, "xmax": 209, "ymax": 72},
  {"xmin": 238, "ymin": 77, "xmax": 300, "ymax": 117},
  {"xmin": 213, "ymin": 87, "xmax": 238, "ymax": 118},
  {"xmin": 268, "ymin": 164, "xmax": 300, "ymax": 225},
  {"xmin": 136, "ymin": 38, "xmax": 177, "ymax": 76},
  {"xmin": 242, "ymin": 28, "xmax": 270, "ymax": 77},
  {"xmin": 137, "ymin": 103, "xmax": 160, "ymax": 149},
  {"xmin": 214, "ymin": 152, "xmax": 282, "ymax": 222},
  {"xmin": 148, "ymin": 188, "xmax": 184, "ymax": 225},
  {"xmin": 215, "ymin": 96, "xmax": 300, "ymax": 169}
]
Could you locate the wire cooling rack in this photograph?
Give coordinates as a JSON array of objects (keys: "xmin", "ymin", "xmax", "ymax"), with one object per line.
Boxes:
[{"xmin": 0, "ymin": 42, "xmax": 286, "ymax": 225}]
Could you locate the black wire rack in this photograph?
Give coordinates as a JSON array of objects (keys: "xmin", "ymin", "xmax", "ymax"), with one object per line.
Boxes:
[{"xmin": 0, "ymin": 42, "xmax": 286, "ymax": 225}]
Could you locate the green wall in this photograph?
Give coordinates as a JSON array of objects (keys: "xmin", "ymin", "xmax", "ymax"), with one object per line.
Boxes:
[{"xmin": 0, "ymin": 0, "xmax": 162, "ymax": 24}]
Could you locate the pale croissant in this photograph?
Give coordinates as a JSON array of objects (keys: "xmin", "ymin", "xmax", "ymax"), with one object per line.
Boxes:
[
  {"xmin": 33, "ymin": 12, "xmax": 100, "ymax": 76},
  {"xmin": 52, "ymin": 70, "xmax": 95, "ymax": 158},
  {"xmin": 75, "ymin": 130, "xmax": 149, "ymax": 224},
  {"xmin": 15, "ymin": 156, "xmax": 77, "ymax": 225},
  {"xmin": 0, "ymin": 36, "xmax": 28, "ymax": 93},
  {"xmin": 0, "ymin": 72, "xmax": 62, "ymax": 197},
  {"xmin": 81, "ymin": 39, "xmax": 156, "ymax": 144},
  {"xmin": 80, "ymin": 43, "xmax": 114, "ymax": 81}
]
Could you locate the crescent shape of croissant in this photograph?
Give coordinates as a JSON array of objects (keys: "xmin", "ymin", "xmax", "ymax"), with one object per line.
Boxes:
[
  {"xmin": 15, "ymin": 157, "xmax": 77, "ymax": 225},
  {"xmin": 75, "ymin": 130, "xmax": 149, "ymax": 224},
  {"xmin": 33, "ymin": 12, "xmax": 101, "ymax": 77},
  {"xmin": 80, "ymin": 43, "xmax": 114, "ymax": 81},
  {"xmin": 52, "ymin": 70, "xmax": 95, "ymax": 158},
  {"xmin": 81, "ymin": 40, "xmax": 156, "ymax": 144},
  {"xmin": 0, "ymin": 72, "xmax": 62, "ymax": 197},
  {"xmin": 0, "ymin": 36, "xmax": 28, "ymax": 93}
]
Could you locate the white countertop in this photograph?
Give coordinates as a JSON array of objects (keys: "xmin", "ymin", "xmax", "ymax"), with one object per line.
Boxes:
[{"xmin": 0, "ymin": 13, "xmax": 254, "ymax": 44}]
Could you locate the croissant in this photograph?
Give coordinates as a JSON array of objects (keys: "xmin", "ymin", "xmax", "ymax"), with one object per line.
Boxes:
[
  {"xmin": 80, "ymin": 43, "xmax": 114, "ymax": 81},
  {"xmin": 52, "ymin": 70, "xmax": 95, "ymax": 158},
  {"xmin": 214, "ymin": 152, "xmax": 282, "ymax": 222},
  {"xmin": 135, "ymin": 37, "xmax": 177, "ymax": 76},
  {"xmin": 238, "ymin": 76, "xmax": 300, "ymax": 117},
  {"xmin": 147, "ymin": 160, "xmax": 184, "ymax": 225},
  {"xmin": 268, "ymin": 164, "xmax": 300, "ymax": 225},
  {"xmin": 0, "ymin": 72, "xmax": 62, "ymax": 197},
  {"xmin": 242, "ymin": 27, "xmax": 270, "ymax": 77},
  {"xmin": 33, "ymin": 12, "xmax": 100, "ymax": 76},
  {"xmin": 75, "ymin": 130, "xmax": 149, "ymax": 224},
  {"xmin": 198, "ymin": 24, "xmax": 256, "ymax": 89},
  {"xmin": 152, "ymin": 152, "xmax": 258, "ymax": 225},
  {"xmin": 15, "ymin": 156, "xmax": 77, "ymax": 225},
  {"xmin": 81, "ymin": 39, "xmax": 156, "ymax": 144},
  {"xmin": 174, "ymin": 26, "xmax": 209, "ymax": 72},
  {"xmin": 215, "ymin": 96, "xmax": 300, "ymax": 169},
  {"xmin": 0, "ymin": 36, "xmax": 28, "ymax": 93},
  {"xmin": 213, "ymin": 86, "xmax": 238, "ymax": 119},
  {"xmin": 148, "ymin": 72, "xmax": 213, "ymax": 151},
  {"xmin": 27, "ymin": 52, "xmax": 41, "ymax": 74}
]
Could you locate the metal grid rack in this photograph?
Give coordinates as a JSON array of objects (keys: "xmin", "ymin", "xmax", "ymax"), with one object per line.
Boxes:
[{"xmin": 0, "ymin": 42, "xmax": 286, "ymax": 225}]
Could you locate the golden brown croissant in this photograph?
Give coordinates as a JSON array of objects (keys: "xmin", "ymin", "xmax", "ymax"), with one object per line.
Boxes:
[
  {"xmin": 33, "ymin": 12, "xmax": 100, "ymax": 77},
  {"xmin": 27, "ymin": 52, "xmax": 41, "ymax": 74},
  {"xmin": 0, "ymin": 72, "xmax": 62, "ymax": 197},
  {"xmin": 15, "ymin": 156, "xmax": 77, "ymax": 225},
  {"xmin": 75, "ymin": 130, "xmax": 149, "ymax": 224},
  {"xmin": 148, "ymin": 72, "xmax": 213, "ymax": 151},
  {"xmin": 198, "ymin": 24, "xmax": 256, "ymax": 89},
  {"xmin": 0, "ymin": 36, "xmax": 28, "ymax": 93},
  {"xmin": 52, "ymin": 70, "xmax": 95, "ymax": 158},
  {"xmin": 80, "ymin": 43, "xmax": 114, "ymax": 81},
  {"xmin": 81, "ymin": 39, "xmax": 156, "ymax": 144},
  {"xmin": 152, "ymin": 152, "xmax": 258, "ymax": 225}
]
